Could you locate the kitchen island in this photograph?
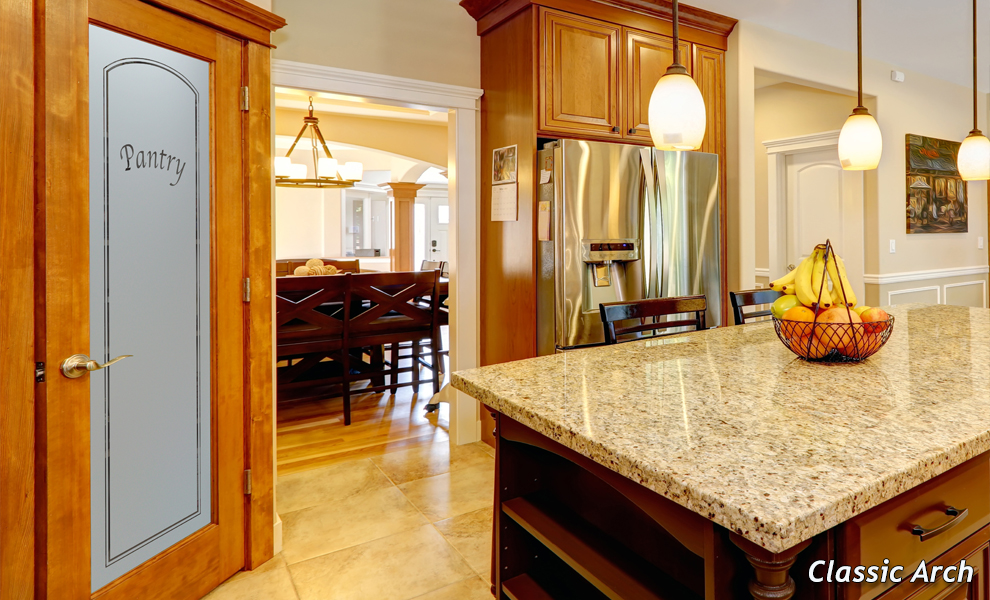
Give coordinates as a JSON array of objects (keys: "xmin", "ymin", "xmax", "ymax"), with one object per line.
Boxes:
[{"xmin": 452, "ymin": 304, "xmax": 990, "ymax": 600}]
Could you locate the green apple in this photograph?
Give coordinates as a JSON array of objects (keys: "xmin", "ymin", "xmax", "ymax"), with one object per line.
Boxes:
[{"xmin": 771, "ymin": 295, "xmax": 803, "ymax": 319}]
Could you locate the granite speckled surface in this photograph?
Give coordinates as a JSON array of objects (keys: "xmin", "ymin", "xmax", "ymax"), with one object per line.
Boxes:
[{"xmin": 451, "ymin": 304, "xmax": 990, "ymax": 553}]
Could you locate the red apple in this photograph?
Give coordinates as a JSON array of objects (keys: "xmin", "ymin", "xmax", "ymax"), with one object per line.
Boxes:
[{"xmin": 860, "ymin": 307, "xmax": 890, "ymax": 334}]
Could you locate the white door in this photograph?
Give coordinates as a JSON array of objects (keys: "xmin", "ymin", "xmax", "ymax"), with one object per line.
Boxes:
[
  {"xmin": 415, "ymin": 195, "xmax": 450, "ymax": 267},
  {"xmin": 767, "ymin": 134, "xmax": 865, "ymax": 302},
  {"xmin": 429, "ymin": 197, "xmax": 450, "ymax": 263}
]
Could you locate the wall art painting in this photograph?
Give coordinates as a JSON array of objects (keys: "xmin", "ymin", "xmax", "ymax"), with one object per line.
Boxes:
[{"xmin": 905, "ymin": 134, "xmax": 968, "ymax": 233}]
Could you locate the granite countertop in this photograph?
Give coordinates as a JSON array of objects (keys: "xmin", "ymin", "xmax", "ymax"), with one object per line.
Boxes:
[{"xmin": 451, "ymin": 303, "xmax": 990, "ymax": 553}]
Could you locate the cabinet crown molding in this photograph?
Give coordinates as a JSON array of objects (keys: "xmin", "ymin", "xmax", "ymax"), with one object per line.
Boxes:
[{"xmin": 460, "ymin": 0, "xmax": 737, "ymax": 38}]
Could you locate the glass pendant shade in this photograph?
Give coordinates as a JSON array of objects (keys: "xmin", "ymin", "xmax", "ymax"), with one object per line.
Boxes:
[
  {"xmin": 648, "ymin": 72, "xmax": 707, "ymax": 150},
  {"xmin": 957, "ymin": 133, "xmax": 990, "ymax": 180},
  {"xmin": 317, "ymin": 157, "xmax": 339, "ymax": 178},
  {"xmin": 274, "ymin": 157, "xmax": 292, "ymax": 177},
  {"xmin": 837, "ymin": 112, "xmax": 883, "ymax": 170}
]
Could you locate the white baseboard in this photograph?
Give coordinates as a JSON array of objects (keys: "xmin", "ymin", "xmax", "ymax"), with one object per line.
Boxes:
[{"xmin": 274, "ymin": 514, "xmax": 283, "ymax": 555}]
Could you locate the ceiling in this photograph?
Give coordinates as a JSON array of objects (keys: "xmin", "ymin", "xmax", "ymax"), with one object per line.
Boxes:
[
  {"xmin": 688, "ymin": 0, "xmax": 990, "ymax": 92},
  {"xmin": 274, "ymin": 87, "xmax": 449, "ymax": 124}
]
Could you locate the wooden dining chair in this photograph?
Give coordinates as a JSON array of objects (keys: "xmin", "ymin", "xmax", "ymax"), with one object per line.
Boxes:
[
  {"xmin": 274, "ymin": 273, "xmax": 352, "ymax": 417},
  {"xmin": 729, "ymin": 289, "xmax": 783, "ymax": 325},
  {"xmin": 420, "ymin": 259, "xmax": 444, "ymax": 272},
  {"xmin": 599, "ymin": 295, "xmax": 707, "ymax": 344}
]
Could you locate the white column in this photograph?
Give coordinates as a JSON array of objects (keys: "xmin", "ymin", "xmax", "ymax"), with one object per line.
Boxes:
[{"xmin": 447, "ymin": 106, "xmax": 481, "ymax": 445}]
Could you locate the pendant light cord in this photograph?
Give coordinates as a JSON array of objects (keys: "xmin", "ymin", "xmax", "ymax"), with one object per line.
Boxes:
[
  {"xmin": 665, "ymin": 0, "xmax": 688, "ymax": 74},
  {"xmin": 974, "ymin": 0, "xmax": 980, "ymax": 132},
  {"xmin": 857, "ymin": 0, "xmax": 864, "ymax": 109}
]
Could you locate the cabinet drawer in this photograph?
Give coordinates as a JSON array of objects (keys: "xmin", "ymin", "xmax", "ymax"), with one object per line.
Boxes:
[
  {"xmin": 876, "ymin": 528, "xmax": 988, "ymax": 600},
  {"xmin": 840, "ymin": 454, "xmax": 990, "ymax": 600}
]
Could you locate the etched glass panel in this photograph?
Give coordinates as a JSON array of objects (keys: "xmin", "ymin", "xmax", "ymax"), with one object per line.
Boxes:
[{"xmin": 89, "ymin": 25, "xmax": 211, "ymax": 591}]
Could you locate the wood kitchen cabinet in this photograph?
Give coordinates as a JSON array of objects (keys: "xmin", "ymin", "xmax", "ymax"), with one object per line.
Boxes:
[
  {"xmin": 624, "ymin": 29, "xmax": 691, "ymax": 143},
  {"xmin": 541, "ymin": 9, "xmax": 622, "ymax": 137},
  {"xmin": 461, "ymin": 0, "xmax": 736, "ymax": 377},
  {"xmin": 693, "ymin": 44, "xmax": 725, "ymax": 157}
]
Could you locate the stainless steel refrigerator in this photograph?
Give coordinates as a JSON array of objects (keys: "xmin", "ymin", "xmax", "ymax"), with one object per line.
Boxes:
[{"xmin": 536, "ymin": 139, "xmax": 721, "ymax": 353}]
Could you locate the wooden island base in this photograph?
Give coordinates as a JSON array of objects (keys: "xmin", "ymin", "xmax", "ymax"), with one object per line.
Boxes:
[{"xmin": 488, "ymin": 410, "xmax": 990, "ymax": 600}]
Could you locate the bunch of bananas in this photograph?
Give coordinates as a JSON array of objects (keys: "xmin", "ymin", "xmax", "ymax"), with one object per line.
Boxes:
[{"xmin": 769, "ymin": 244, "xmax": 857, "ymax": 311}]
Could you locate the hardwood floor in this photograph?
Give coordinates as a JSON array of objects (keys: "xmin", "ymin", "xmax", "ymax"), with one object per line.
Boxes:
[{"xmin": 276, "ymin": 369, "xmax": 451, "ymax": 476}]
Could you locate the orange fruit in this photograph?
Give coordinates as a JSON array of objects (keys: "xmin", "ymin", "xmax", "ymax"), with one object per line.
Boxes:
[
  {"xmin": 793, "ymin": 334, "xmax": 832, "ymax": 359},
  {"xmin": 844, "ymin": 332, "xmax": 879, "ymax": 359},
  {"xmin": 780, "ymin": 306, "xmax": 815, "ymax": 343}
]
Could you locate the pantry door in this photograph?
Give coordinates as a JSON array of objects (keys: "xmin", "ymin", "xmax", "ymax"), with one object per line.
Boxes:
[{"xmin": 45, "ymin": 0, "xmax": 246, "ymax": 597}]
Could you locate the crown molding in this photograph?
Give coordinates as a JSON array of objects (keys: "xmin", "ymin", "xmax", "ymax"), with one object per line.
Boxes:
[
  {"xmin": 460, "ymin": 0, "xmax": 736, "ymax": 38},
  {"xmin": 271, "ymin": 60, "xmax": 484, "ymax": 112}
]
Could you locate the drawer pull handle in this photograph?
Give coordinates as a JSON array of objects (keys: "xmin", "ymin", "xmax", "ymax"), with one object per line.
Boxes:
[{"xmin": 911, "ymin": 506, "xmax": 968, "ymax": 541}]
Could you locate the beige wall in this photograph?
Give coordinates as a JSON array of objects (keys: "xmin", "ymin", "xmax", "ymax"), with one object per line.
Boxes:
[
  {"xmin": 271, "ymin": 0, "xmax": 480, "ymax": 89},
  {"xmin": 729, "ymin": 22, "xmax": 989, "ymax": 305},
  {"xmin": 275, "ymin": 108, "xmax": 448, "ymax": 166}
]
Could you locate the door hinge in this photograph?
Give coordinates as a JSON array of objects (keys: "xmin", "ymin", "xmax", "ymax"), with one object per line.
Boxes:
[
  {"xmin": 35, "ymin": 362, "xmax": 45, "ymax": 383},
  {"xmin": 240, "ymin": 86, "xmax": 250, "ymax": 111},
  {"xmin": 244, "ymin": 469, "xmax": 252, "ymax": 495},
  {"xmin": 243, "ymin": 277, "xmax": 251, "ymax": 302}
]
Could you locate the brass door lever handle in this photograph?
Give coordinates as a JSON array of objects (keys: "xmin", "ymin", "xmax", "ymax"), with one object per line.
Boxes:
[{"xmin": 61, "ymin": 354, "xmax": 133, "ymax": 379}]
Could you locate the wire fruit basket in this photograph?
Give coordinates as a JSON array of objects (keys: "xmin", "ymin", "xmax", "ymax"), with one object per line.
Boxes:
[
  {"xmin": 772, "ymin": 316, "xmax": 895, "ymax": 362},
  {"xmin": 771, "ymin": 238, "xmax": 894, "ymax": 363}
]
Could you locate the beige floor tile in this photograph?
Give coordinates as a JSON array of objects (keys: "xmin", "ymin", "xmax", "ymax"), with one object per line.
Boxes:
[
  {"xmin": 479, "ymin": 443, "xmax": 495, "ymax": 458},
  {"xmin": 288, "ymin": 524, "xmax": 475, "ymax": 600},
  {"xmin": 276, "ymin": 458, "xmax": 393, "ymax": 515},
  {"xmin": 433, "ymin": 507, "xmax": 493, "ymax": 577},
  {"xmin": 409, "ymin": 576, "xmax": 494, "ymax": 600},
  {"xmin": 397, "ymin": 464, "xmax": 495, "ymax": 522},
  {"xmin": 204, "ymin": 554, "xmax": 298, "ymax": 600},
  {"xmin": 372, "ymin": 440, "xmax": 494, "ymax": 485},
  {"xmin": 281, "ymin": 486, "xmax": 428, "ymax": 565}
]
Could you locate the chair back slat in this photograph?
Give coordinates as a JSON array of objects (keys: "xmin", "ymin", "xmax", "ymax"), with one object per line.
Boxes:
[
  {"xmin": 275, "ymin": 274, "xmax": 350, "ymax": 349},
  {"xmin": 729, "ymin": 289, "xmax": 784, "ymax": 325},
  {"xmin": 599, "ymin": 295, "xmax": 707, "ymax": 344},
  {"xmin": 349, "ymin": 271, "xmax": 440, "ymax": 339}
]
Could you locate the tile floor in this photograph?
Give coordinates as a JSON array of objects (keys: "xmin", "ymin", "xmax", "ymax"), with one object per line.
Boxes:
[{"xmin": 205, "ymin": 439, "xmax": 497, "ymax": 600}]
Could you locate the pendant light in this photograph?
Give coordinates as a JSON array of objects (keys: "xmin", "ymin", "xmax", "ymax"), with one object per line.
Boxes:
[
  {"xmin": 957, "ymin": 0, "xmax": 990, "ymax": 180},
  {"xmin": 275, "ymin": 96, "xmax": 364, "ymax": 188},
  {"xmin": 647, "ymin": 0, "xmax": 706, "ymax": 151},
  {"xmin": 837, "ymin": 0, "xmax": 882, "ymax": 170}
]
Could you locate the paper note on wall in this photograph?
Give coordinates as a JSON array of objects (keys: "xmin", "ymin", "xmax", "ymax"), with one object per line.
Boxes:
[{"xmin": 491, "ymin": 183, "xmax": 518, "ymax": 221}]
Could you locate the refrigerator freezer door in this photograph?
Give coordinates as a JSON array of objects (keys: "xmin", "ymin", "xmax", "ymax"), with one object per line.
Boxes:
[
  {"xmin": 654, "ymin": 150, "xmax": 721, "ymax": 327},
  {"xmin": 554, "ymin": 139, "xmax": 648, "ymax": 349}
]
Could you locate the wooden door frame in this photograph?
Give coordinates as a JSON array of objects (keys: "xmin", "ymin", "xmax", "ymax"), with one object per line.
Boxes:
[
  {"xmin": 0, "ymin": 0, "xmax": 284, "ymax": 598},
  {"xmin": 0, "ymin": 0, "xmax": 37, "ymax": 597}
]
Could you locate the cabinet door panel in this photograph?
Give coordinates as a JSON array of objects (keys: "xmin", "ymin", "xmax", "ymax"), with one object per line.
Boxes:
[
  {"xmin": 624, "ymin": 29, "xmax": 690, "ymax": 143},
  {"xmin": 541, "ymin": 9, "xmax": 620, "ymax": 136},
  {"xmin": 692, "ymin": 44, "xmax": 724, "ymax": 156}
]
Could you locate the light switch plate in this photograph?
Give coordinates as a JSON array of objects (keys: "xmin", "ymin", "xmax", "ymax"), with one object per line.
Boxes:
[
  {"xmin": 980, "ymin": 237, "xmax": 985, "ymax": 249},
  {"xmin": 889, "ymin": 239, "xmax": 896, "ymax": 253}
]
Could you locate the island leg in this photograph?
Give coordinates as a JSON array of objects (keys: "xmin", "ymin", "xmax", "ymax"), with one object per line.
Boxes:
[{"xmin": 730, "ymin": 534, "xmax": 811, "ymax": 600}]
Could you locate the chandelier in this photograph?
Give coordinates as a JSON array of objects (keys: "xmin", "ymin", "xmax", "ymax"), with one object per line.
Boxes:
[{"xmin": 275, "ymin": 96, "xmax": 363, "ymax": 188}]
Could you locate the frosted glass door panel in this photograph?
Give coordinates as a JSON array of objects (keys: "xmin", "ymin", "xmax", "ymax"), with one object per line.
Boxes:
[{"xmin": 89, "ymin": 25, "xmax": 211, "ymax": 591}]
